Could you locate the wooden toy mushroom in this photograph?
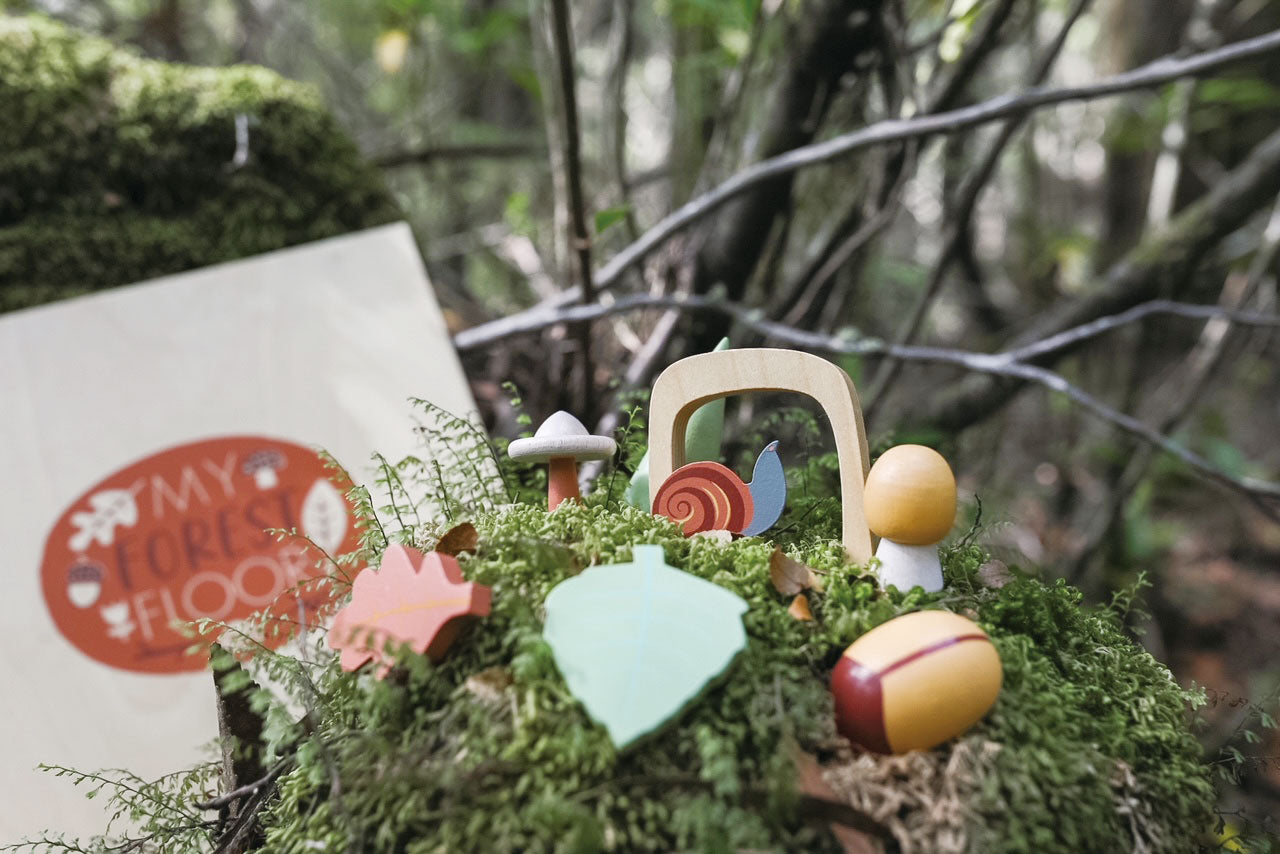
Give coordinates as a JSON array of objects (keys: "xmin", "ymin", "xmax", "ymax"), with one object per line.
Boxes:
[
  {"xmin": 508, "ymin": 411, "xmax": 617, "ymax": 509},
  {"xmin": 864, "ymin": 444, "xmax": 956, "ymax": 593}
]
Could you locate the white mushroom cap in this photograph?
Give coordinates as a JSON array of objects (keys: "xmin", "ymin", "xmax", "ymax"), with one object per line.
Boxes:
[{"xmin": 508, "ymin": 411, "xmax": 616, "ymax": 463}]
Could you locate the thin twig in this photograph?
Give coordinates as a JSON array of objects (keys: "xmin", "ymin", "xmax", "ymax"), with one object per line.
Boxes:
[
  {"xmin": 1067, "ymin": 198, "xmax": 1280, "ymax": 584},
  {"xmin": 864, "ymin": 0, "xmax": 1094, "ymax": 412},
  {"xmin": 457, "ymin": 292, "xmax": 1280, "ymax": 353},
  {"xmin": 1000, "ymin": 299, "xmax": 1280, "ymax": 362},
  {"xmin": 454, "ymin": 25, "xmax": 1280, "ymax": 351},
  {"xmin": 548, "ymin": 0, "xmax": 596, "ymax": 415},
  {"xmin": 604, "ymin": 0, "xmax": 639, "ymax": 242},
  {"xmin": 195, "ymin": 760, "xmax": 292, "ymax": 811}
]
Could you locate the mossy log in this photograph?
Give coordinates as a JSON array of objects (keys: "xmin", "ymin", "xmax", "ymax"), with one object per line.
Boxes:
[{"xmin": 0, "ymin": 15, "xmax": 399, "ymax": 312}]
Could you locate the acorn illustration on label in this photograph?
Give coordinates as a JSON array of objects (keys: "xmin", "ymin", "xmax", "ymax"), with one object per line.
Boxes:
[
  {"xmin": 243, "ymin": 449, "xmax": 287, "ymax": 489},
  {"xmin": 66, "ymin": 560, "xmax": 104, "ymax": 609},
  {"xmin": 99, "ymin": 601, "xmax": 136, "ymax": 641}
]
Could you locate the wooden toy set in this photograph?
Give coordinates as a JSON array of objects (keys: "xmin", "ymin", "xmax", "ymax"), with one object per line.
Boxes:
[
  {"xmin": 92, "ymin": 344, "xmax": 1216, "ymax": 854},
  {"xmin": 330, "ymin": 347, "xmax": 1000, "ymax": 758}
]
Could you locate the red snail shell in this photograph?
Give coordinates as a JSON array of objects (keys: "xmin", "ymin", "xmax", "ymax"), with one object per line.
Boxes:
[{"xmin": 653, "ymin": 461, "xmax": 754, "ymax": 536}]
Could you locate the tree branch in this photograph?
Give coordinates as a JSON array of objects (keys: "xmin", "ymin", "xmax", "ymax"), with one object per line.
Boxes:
[
  {"xmin": 548, "ymin": 0, "xmax": 596, "ymax": 414},
  {"xmin": 454, "ymin": 290, "xmax": 1280, "ymax": 506},
  {"xmin": 922, "ymin": 121, "xmax": 1280, "ymax": 432},
  {"xmin": 863, "ymin": 0, "xmax": 1094, "ymax": 412},
  {"xmin": 453, "ymin": 25, "xmax": 1280, "ymax": 351}
]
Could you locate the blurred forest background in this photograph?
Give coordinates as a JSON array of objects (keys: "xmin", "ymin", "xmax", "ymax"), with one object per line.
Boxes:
[{"xmin": 4, "ymin": 0, "xmax": 1280, "ymax": 830}]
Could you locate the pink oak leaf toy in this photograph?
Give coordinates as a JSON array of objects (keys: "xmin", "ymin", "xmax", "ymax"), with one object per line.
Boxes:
[{"xmin": 328, "ymin": 544, "xmax": 491, "ymax": 677}]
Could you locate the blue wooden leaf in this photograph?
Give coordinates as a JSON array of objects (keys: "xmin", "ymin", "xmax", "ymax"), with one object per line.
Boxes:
[
  {"xmin": 543, "ymin": 544, "xmax": 748, "ymax": 748},
  {"xmin": 743, "ymin": 440, "xmax": 786, "ymax": 536}
]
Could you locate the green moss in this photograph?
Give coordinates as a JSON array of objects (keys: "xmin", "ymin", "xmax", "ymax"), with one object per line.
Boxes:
[
  {"xmin": 229, "ymin": 497, "xmax": 1212, "ymax": 853},
  {"xmin": 0, "ymin": 15, "xmax": 399, "ymax": 311}
]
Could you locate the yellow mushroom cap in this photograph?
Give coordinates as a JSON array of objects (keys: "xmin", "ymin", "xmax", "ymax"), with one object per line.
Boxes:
[{"xmin": 864, "ymin": 444, "xmax": 956, "ymax": 545}]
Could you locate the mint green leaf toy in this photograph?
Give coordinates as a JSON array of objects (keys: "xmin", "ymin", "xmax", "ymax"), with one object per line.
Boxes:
[{"xmin": 542, "ymin": 544, "xmax": 749, "ymax": 748}]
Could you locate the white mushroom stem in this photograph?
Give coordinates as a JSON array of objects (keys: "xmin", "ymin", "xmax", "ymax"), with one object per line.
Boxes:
[{"xmin": 874, "ymin": 539, "xmax": 944, "ymax": 593}]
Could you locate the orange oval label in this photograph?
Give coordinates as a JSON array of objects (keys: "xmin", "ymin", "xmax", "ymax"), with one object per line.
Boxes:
[{"xmin": 40, "ymin": 436, "xmax": 359, "ymax": 674}]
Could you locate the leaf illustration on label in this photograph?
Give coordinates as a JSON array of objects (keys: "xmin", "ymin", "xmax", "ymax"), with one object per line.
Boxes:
[
  {"xmin": 67, "ymin": 484, "xmax": 141, "ymax": 551},
  {"xmin": 542, "ymin": 544, "xmax": 748, "ymax": 748},
  {"xmin": 301, "ymin": 478, "xmax": 349, "ymax": 554}
]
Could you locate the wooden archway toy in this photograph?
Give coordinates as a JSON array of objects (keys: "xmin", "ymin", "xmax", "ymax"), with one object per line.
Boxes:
[{"xmin": 648, "ymin": 348, "xmax": 873, "ymax": 563}]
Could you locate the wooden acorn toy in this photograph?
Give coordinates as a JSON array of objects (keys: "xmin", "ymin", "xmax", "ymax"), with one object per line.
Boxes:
[
  {"xmin": 652, "ymin": 441, "xmax": 786, "ymax": 536},
  {"xmin": 864, "ymin": 444, "xmax": 956, "ymax": 593},
  {"xmin": 508, "ymin": 411, "xmax": 617, "ymax": 509},
  {"xmin": 830, "ymin": 610, "xmax": 1002, "ymax": 754}
]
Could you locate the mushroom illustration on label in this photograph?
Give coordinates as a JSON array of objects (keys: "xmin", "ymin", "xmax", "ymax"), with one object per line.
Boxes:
[
  {"xmin": 66, "ymin": 560, "xmax": 104, "ymax": 609},
  {"xmin": 242, "ymin": 449, "xmax": 287, "ymax": 490},
  {"xmin": 652, "ymin": 441, "xmax": 786, "ymax": 537},
  {"xmin": 507, "ymin": 412, "xmax": 617, "ymax": 509},
  {"xmin": 864, "ymin": 445, "xmax": 957, "ymax": 593}
]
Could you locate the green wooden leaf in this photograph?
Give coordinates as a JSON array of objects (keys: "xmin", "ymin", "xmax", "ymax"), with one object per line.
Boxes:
[
  {"xmin": 625, "ymin": 336, "xmax": 729, "ymax": 510},
  {"xmin": 543, "ymin": 544, "xmax": 748, "ymax": 748}
]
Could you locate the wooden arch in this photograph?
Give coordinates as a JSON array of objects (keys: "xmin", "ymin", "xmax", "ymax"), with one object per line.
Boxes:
[{"xmin": 648, "ymin": 348, "xmax": 873, "ymax": 563}]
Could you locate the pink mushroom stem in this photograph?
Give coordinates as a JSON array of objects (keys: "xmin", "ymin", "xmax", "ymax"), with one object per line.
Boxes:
[{"xmin": 547, "ymin": 457, "xmax": 581, "ymax": 509}]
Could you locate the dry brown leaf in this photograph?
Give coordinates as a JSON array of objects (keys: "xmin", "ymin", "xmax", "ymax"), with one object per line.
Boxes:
[
  {"xmin": 789, "ymin": 594, "xmax": 814, "ymax": 621},
  {"xmin": 770, "ymin": 548, "xmax": 824, "ymax": 595},
  {"xmin": 464, "ymin": 666, "xmax": 513, "ymax": 704},
  {"xmin": 437, "ymin": 521, "xmax": 479, "ymax": 557}
]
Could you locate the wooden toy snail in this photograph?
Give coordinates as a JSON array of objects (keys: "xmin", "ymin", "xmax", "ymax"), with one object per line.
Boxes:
[
  {"xmin": 830, "ymin": 610, "xmax": 1002, "ymax": 754},
  {"xmin": 864, "ymin": 444, "xmax": 956, "ymax": 593},
  {"xmin": 647, "ymin": 348, "xmax": 873, "ymax": 562},
  {"xmin": 652, "ymin": 441, "xmax": 786, "ymax": 536}
]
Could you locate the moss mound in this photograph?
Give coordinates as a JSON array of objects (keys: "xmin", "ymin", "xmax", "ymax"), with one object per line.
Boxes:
[
  {"xmin": 0, "ymin": 14, "xmax": 398, "ymax": 312},
  {"xmin": 234, "ymin": 498, "xmax": 1212, "ymax": 853}
]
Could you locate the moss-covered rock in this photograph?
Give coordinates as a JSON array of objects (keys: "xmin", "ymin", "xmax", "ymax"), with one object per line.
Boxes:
[
  {"xmin": 0, "ymin": 14, "xmax": 399, "ymax": 312},
  {"xmin": 226, "ymin": 500, "xmax": 1211, "ymax": 853}
]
